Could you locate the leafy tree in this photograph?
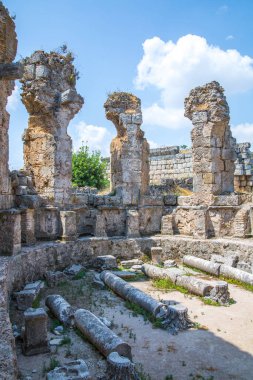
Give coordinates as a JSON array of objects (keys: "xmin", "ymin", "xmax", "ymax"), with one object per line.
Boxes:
[{"xmin": 72, "ymin": 145, "xmax": 109, "ymax": 190}]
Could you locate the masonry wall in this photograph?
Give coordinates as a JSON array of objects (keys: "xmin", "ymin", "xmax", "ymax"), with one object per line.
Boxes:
[{"xmin": 105, "ymin": 143, "xmax": 253, "ymax": 192}]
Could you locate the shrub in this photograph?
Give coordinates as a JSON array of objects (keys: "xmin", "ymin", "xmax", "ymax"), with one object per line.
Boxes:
[{"xmin": 72, "ymin": 145, "xmax": 109, "ymax": 190}]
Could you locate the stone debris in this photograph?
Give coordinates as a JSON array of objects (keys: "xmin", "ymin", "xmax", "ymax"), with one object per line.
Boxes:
[
  {"xmin": 45, "ymin": 294, "xmax": 75, "ymax": 326},
  {"xmin": 164, "ymin": 260, "xmax": 177, "ymax": 268},
  {"xmin": 14, "ymin": 280, "xmax": 44, "ymax": 311},
  {"xmin": 74, "ymin": 308, "xmax": 132, "ymax": 359},
  {"xmin": 106, "ymin": 351, "xmax": 140, "ymax": 380},
  {"xmin": 53, "ymin": 325, "xmax": 64, "ymax": 335},
  {"xmin": 49, "ymin": 338, "xmax": 64, "ymax": 346},
  {"xmin": 99, "ymin": 317, "xmax": 112, "ymax": 328},
  {"xmin": 120, "ymin": 259, "xmax": 144, "ymax": 269},
  {"xmin": 210, "ymin": 254, "xmax": 238, "ymax": 268},
  {"xmin": 63, "ymin": 264, "xmax": 84, "ymax": 277},
  {"xmin": 46, "ymin": 359, "xmax": 92, "ymax": 380},
  {"xmin": 104, "ymin": 92, "xmax": 149, "ymax": 205},
  {"xmin": 92, "ymin": 272, "xmax": 105, "ymax": 289},
  {"xmin": 22, "ymin": 307, "xmax": 49, "ymax": 356},
  {"xmin": 100, "ymin": 270, "xmax": 191, "ymax": 333},
  {"xmin": 44, "ymin": 270, "xmax": 68, "ymax": 287},
  {"xmin": 92, "ymin": 255, "xmax": 118, "ymax": 271}
]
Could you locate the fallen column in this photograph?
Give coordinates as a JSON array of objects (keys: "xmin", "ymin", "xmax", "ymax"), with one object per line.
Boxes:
[
  {"xmin": 142, "ymin": 263, "xmax": 230, "ymax": 304},
  {"xmin": 106, "ymin": 352, "xmax": 140, "ymax": 380},
  {"xmin": 184, "ymin": 255, "xmax": 253, "ymax": 286},
  {"xmin": 183, "ymin": 255, "xmax": 221, "ymax": 276},
  {"xmin": 74, "ymin": 309, "xmax": 132, "ymax": 359},
  {"xmin": 100, "ymin": 270, "xmax": 191, "ymax": 332},
  {"xmin": 45, "ymin": 294, "xmax": 75, "ymax": 326},
  {"xmin": 220, "ymin": 264, "xmax": 253, "ymax": 286}
]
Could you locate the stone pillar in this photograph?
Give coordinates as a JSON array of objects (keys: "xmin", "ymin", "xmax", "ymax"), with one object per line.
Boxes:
[
  {"xmin": 20, "ymin": 50, "xmax": 84, "ymax": 205},
  {"xmin": 22, "ymin": 308, "xmax": 49, "ymax": 355},
  {"xmin": 21, "ymin": 208, "xmax": 36, "ymax": 244},
  {"xmin": 0, "ymin": 4, "xmax": 18, "ymax": 210},
  {"xmin": 59, "ymin": 210, "xmax": 77, "ymax": 241},
  {"xmin": 126, "ymin": 209, "xmax": 140, "ymax": 238},
  {"xmin": 184, "ymin": 81, "xmax": 236, "ymax": 196},
  {"xmin": 104, "ymin": 92, "xmax": 149, "ymax": 206}
]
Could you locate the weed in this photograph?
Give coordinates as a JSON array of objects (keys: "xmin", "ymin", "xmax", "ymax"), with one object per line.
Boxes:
[
  {"xmin": 43, "ymin": 357, "xmax": 60, "ymax": 375},
  {"xmin": 152, "ymin": 278, "xmax": 189, "ymax": 294},
  {"xmin": 73, "ymin": 269, "xmax": 86, "ymax": 280},
  {"xmin": 136, "ymin": 363, "xmax": 152, "ymax": 380},
  {"xmin": 124, "ymin": 300, "xmax": 165, "ymax": 329},
  {"xmin": 202, "ymin": 298, "xmax": 220, "ymax": 307},
  {"xmin": 32, "ymin": 294, "xmax": 42, "ymax": 308},
  {"xmin": 60, "ymin": 336, "xmax": 71, "ymax": 346},
  {"xmin": 220, "ymin": 276, "xmax": 253, "ymax": 293},
  {"xmin": 50, "ymin": 318, "xmax": 63, "ymax": 333},
  {"xmin": 193, "ymin": 322, "xmax": 208, "ymax": 330},
  {"xmin": 165, "ymin": 376, "xmax": 174, "ymax": 380}
]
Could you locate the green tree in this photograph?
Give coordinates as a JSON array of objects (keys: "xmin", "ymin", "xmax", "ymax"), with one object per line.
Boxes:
[{"xmin": 72, "ymin": 145, "xmax": 109, "ymax": 190}]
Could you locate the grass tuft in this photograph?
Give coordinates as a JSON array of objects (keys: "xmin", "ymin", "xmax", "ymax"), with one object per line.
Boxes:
[
  {"xmin": 152, "ymin": 278, "xmax": 189, "ymax": 294},
  {"xmin": 124, "ymin": 300, "xmax": 165, "ymax": 329},
  {"xmin": 73, "ymin": 269, "xmax": 86, "ymax": 280}
]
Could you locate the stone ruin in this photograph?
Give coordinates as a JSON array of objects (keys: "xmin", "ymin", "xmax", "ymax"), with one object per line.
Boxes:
[
  {"xmin": 1, "ymin": 1, "xmax": 253, "ymax": 378},
  {"xmin": 185, "ymin": 81, "xmax": 236, "ymax": 197},
  {"xmin": 104, "ymin": 92, "xmax": 149, "ymax": 205},
  {"xmin": 20, "ymin": 50, "xmax": 84, "ymax": 205}
]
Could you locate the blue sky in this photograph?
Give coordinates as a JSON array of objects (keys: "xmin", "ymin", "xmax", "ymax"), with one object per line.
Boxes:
[{"xmin": 4, "ymin": 0, "xmax": 253, "ymax": 169}]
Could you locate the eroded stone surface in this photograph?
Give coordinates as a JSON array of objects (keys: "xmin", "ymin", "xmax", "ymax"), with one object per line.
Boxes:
[
  {"xmin": 21, "ymin": 50, "xmax": 84, "ymax": 205},
  {"xmin": 104, "ymin": 92, "xmax": 149, "ymax": 205},
  {"xmin": 185, "ymin": 81, "xmax": 236, "ymax": 196}
]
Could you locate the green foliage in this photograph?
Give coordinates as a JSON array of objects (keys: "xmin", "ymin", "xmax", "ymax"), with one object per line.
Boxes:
[
  {"xmin": 72, "ymin": 145, "xmax": 109, "ymax": 190},
  {"xmin": 202, "ymin": 298, "xmax": 220, "ymax": 307},
  {"xmin": 73, "ymin": 269, "xmax": 86, "ymax": 280},
  {"xmin": 43, "ymin": 357, "xmax": 61, "ymax": 375},
  {"xmin": 152, "ymin": 278, "xmax": 189, "ymax": 294}
]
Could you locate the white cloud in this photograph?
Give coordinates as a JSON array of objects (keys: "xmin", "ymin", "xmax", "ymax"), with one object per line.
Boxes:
[
  {"xmin": 226, "ymin": 35, "xmax": 234, "ymax": 40},
  {"xmin": 7, "ymin": 84, "xmax": 20, "ymax": 111},
  {"xmin": 135, "ymin": 34, "xmax": 253, "ymax": 130},
  {"xmin": 148, "ymin": 139, "xmax": 159, "ymax": 149},
  {"xmin": 232, "ymin": 123, "xmax": 253, "ymax": 145},
  {"xmin": 72, "ymin": 121, "xmax": 113, "ymax": 157}
]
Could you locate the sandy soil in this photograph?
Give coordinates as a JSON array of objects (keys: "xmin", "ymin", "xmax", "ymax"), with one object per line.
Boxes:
[{"xmin": 10, "ymin": 271, "xmax": 253, "ymax": 380}]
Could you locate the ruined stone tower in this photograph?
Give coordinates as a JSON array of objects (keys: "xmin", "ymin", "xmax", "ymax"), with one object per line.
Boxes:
[
  {"xmin": 0, "ymin": 2, "xmax": 17, "ymax": 209},
  {"xmin": 104, "ymin": 92, "xmax": 150, "ymax": 205},
  {"xmin": 185, "ymin": 81, "xmax": 236, "ymax": 195},
  {"xmin": 21, "ymin": 50, "xmax": 84, "ymax": 205}
]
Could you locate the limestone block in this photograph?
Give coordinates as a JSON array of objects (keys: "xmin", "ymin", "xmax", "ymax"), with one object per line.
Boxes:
[
  {"xmin": 21, "ymin": 208, "xmax": 36, "ymax": 244},
  {"xmin": 15, "ymin": 280, "xmax": 44, "ymax": 311},
  {"xmin": 22, "ymin": 308, "xmax": 49, "ymax": 355},
  {"xmin": 59, "ymin": 210, "xmax": 77, "ymax": 241},
  {"xmin": 163, "ymin": 194, "xmax": 177, "ymax": 206},
  {"xmin": 0, "ymin": 209, "xmax": 21, "ymax": 255},
  {"xmin": 35, "ymin": 207, "xmax": 59, "ymax": 240},
  {"xmin": 92, "ymin": 255, "xmax": 117, "ymax": 270},
  {"xmin": 23, "ymin": 64, "xmax": 35, "ymax": 80},
  {"xmin": 60, "ymin": 88, "xmax": 77, "ymax": 104},
  {"xmin": 126, "ymin": 209, "xmax": 140, "ymax": 238},
  {"xmin": 35, "ymin": 65, "xmax": 50, "ymax": 78},
  {"xmin": 203, "ymin": 173, "xmax": 215, "ymax": 184},
  {"xmin": 44, "ymin": 271, "xmax": 68, "ymax": 287},
  {"xmin": 121, "ymin": 259, "xmax": 143, "ymax": 269},
  {"xmin": 151, "ymin": 247, "xmax": 163, "ymax": 265},
  {"xmin": 47, "ymin": 359, "xmax": 92, "ymax": 380}
]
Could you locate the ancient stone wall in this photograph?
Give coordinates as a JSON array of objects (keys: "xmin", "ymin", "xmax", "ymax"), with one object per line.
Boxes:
[
  {"xmin": 105, "ymin": 144, "xmax": 253, "ymax": 192},
  {"xmin": 0, "ymin": 2, "xmax": 17, "ymax": 209},
  {"xmin": 104, "ymin": 92, "xmax": 150, "ymax": 205},
  {"xmin": 185, "ymin": 81, "xmax": 236, "ymax": 195},
  {"xmin": 21, "ymin": 51, "xmax": 84, "ymax": 205}
]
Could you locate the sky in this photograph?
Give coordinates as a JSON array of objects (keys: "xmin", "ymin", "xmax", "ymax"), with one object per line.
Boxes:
[{"xmin": 4, "ymin": 0, "xmax": 253, "ymax": 169}]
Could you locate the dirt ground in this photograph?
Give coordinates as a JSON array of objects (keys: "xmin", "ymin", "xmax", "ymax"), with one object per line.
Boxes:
[{"xmin": 10, "ymin": 270, "xmax": 253, "ymax": 380}]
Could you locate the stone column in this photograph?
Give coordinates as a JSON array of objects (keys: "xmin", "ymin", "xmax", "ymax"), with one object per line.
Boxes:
[
  {"xmin": 0, "ymin": 3, "xmax": 17, "ymax": 210},
  {"xmin": 104, "ymin": 92, "xmax": 149, "ymax": 206},
  {"xmin": 184, "ymin": 81, "xmax": 236, "ymax": 196},
  {"xmin": 21, "ymin": 50, "xmax": 84, "ymax": 205}
]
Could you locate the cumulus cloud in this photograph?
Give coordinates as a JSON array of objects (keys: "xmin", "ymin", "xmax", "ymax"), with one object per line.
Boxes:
[
  {"xmin": 135, "ymin": 34, "xmax": 253, "ymax": 130},
  {"xmin": 72, "ymin": 121, "xmax": 113, "ymax": 157},
  {"xmin": 7, "ymin": 84, "xmax": 20, "ymax": 111},
  {"xmin": 232, "ymin": 123, "xmax": 253, "ymax": 144}
]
